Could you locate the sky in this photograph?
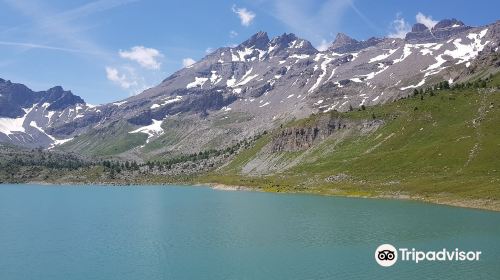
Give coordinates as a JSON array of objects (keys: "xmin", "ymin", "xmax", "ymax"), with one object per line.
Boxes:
[{"xmin": 0, "ymin": 0, "xmax": 498, "ymax": 104}]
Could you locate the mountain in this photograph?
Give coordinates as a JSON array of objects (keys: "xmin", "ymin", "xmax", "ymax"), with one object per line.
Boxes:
[
  {"xmin": 1, "ymin": 18, "xmax": 499, "ymax": 160},
  {"xmin": 0, "ymin": 79, "xmax": 94, "ymax": 148}
]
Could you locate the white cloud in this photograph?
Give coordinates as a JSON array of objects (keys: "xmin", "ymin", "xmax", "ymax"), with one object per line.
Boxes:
[
  {"xmin": 388, "ymin": 14, "xmax": 411, "ymax": 39},
  {"xmin": 105, "ymin": 66, "xmax": 137, "ymax": 89},
  {"xmin": 416, "ymin": 12, "xmax": 438, "ymax": 29},
  {"xmin": 229, "ymin": 30, "xmax": 239, "ymax": 38},
  {"xmin": 232, "ymin": 5, "xmax": 256, "ymax": 26},
  {"xmin": 316, "ymin": 39, "xmax": 331, "ymax": 51},
  {"xmin": 119, "ymin": 46, "xmax": 163, "ymax": 70},
  {"xmin": 182, "ymin": 58, "xmax": 196, "ymax": 68},
  {"xmin": 205, "ymin": 47, "xmax": 214, "ymax": 54}
]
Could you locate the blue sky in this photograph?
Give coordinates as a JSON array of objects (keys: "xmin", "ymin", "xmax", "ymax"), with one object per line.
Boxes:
[{"xmin": 0, "ymin": 0, "xmax": 498, "ymax": 104}]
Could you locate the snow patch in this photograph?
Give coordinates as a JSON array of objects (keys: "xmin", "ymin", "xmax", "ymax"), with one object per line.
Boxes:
[
  {"xmin": 112, "ymin": 101, "xmax": 127, "ymax": 106},
  {"xmin": 150, "ymin": 96, "xmax": 183, "ymax": 109},
  {"xmin": 186, "ymin": 77, "xmax": 209, "ymax": 89},
  {"xmin": 289, "ymin": 54, "xmax": 309, "ymax": 60},
  {"xmin": 226, "ymin": 76, "xmax": 236, "ymax": 87},
  {"xmin": 129, "ymin": 119, "xmax": 165, "ymax": 143},
  {"xmin": 393, "ymin": 44, "xmax": 413, "ymax": 64},
  {"xmin": 210, "ymin": 71, "xmax": 222, "ymax": 84},
  {"xmin": 234, "ymin": 68, "xmax": 258, "ymax": 87},
  {"xmin": 443, "ymin": 31, "xmax": 489, "ymax": 64},
  {"xmin": 369, "ymin": 49, "xmax": 397, "ymax": 63},
  {"xmin": 0, "ymin": 105, "xmax": 36, "ymax": 135},
  {"xmin": 308, "ymin": 57, "xmax": 333, "ymax": 93},
  {"xmin": 400, "ymin": 78, "xmax": 426, "ymax": 90}
]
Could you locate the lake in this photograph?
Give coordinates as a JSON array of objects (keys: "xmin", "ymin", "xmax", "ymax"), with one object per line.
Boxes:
[{"xmin": 0, "ymin": 184, "xmax": 499, "ymax": 279}]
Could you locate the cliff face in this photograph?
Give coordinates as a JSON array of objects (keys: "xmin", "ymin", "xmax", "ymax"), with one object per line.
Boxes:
[{"xmin": 270, "ymin": 115, "xmax": 383, "ymax": 152}]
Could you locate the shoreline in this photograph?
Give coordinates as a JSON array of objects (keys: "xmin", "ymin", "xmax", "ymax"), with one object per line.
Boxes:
[
  {"xmin": 2, "ymin": 181, "xmax": 499, "ymax": 212},
  {"xmin": 202, "ymin": 183, "xmax": 500, "ymax": 212}
]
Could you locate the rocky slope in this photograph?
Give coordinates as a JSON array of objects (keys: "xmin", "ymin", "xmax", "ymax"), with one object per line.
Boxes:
[{"xmin": 0, "ymin": 18, "xmax": 499, "ymax": 159}]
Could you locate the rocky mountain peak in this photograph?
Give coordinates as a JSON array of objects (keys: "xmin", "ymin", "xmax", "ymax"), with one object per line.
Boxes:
[
  {"xmin": 47, "ymin": 86, "xmax": 65, "ymax": 94},
  {"xmin": 38, "ymin": 86, "xmax": 85, "ymax": 111},
  {"xmin": 328, "ymin": 33, "xmax": 382, "ymax": 53},
  {"xmin": 329, "ymin": 33, "xmax": 358, "ymax": 50},
  {"xmin": 412, "ymin": 23, "xmax": 429, "ymax": 32},
  {"xmin": 406, "ymin": 18, "xmax": 471, "ymax": 42},
  {"xmin": 270, "ymin": 33, "xmax": 299, "ymax": 47},
  {"xmin": 268, "ymin": 33, "xmax": 317, "ymax": 55},
  {"xmin": 240, "ymin": 31, "xmax": 270, "ymax": 50},
  {"xmin": 433, "ymin": 18, "xmax": 465, "ymax": 30}
]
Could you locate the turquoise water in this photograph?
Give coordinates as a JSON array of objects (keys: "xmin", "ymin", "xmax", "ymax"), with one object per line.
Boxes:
[{"xmin": 0, "ymin": 184, "xmax": 499, "ymax": 279}]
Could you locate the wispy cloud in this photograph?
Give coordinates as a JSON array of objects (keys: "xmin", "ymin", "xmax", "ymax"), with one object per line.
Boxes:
[
  {"xmin": 348, "ymin": 1, "xmax": 382, "ymax": 34},
  {"xmin": 119, "ymin": 46, "xmax": 163, "ymax": 70},
  {"xmin": 266, "ymin": 0, "xmax": 352, "ymax": 45},
  {"xmin": 229, "ymin": 30, "xmax": 239, "ymax": 38},
  {"xmin": 232, "ymin": 5, "xmax": 256, "ymax": 26},
  {"xmin": 105, "ymin": 66, "xmax": 137, "ymax": 89},
  {"xmin": 316, "ymin": 39, "xmax": 331, "ymax": 51},
  {"xmin": 182, "ymin": 58, "xmax": 196, "ymax": 68},
  {"xmin": 0, "ymin": 40, "xmax": 103, "ymax": 54},
  {"xmin": 0, "ymin": 0, "xmax": 123, "ymax": 60},
  {"xmin": 388, "ymin": 13, "xmax": 411, "ymax": 39},
  {"xmin": 416, "ymin": 12, "xmax": 438, "ymax": 29},
  {"xmin": 56, "ymin": 0, "xmax": 140, "ymax": 22}
]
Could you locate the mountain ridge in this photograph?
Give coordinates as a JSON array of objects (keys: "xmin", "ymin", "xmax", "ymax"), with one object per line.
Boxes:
[{"xmin": 0, "ymin": 18, "xmax": 499, "ymax": 159}]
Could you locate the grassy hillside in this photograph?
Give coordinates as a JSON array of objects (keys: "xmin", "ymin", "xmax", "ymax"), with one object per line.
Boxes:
[
  {"xmin": 59, "ymin": 120, "xmax": 147, "ymax": 157},
  {"xmin": 200, "ymin": 74, "xmax": 500, "ymax": 209}
]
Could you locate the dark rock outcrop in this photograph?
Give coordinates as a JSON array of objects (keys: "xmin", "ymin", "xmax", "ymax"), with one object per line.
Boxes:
[
  {"xmin": 432, "ymin": 19, "xmax": 471, "ymax": 40},
  {"xmin": 240, "ymin": 31, "xmax": 270, "ymax": 50},
  {"xmin": 271, "ymin": 116, "xmax": 349, "ymax": 152},
  {"xmin": 271, "ymin": 114, "xmax": 385, "ymax": 152},
  {"xmin": 269, "ymin": 33, "xmax": 318, "ymax": 56},
  {"xmin": 405, "ymin": 23, "xmax": 434, "ymax": 42},
  {"xmin": 0, "ymin": 79, "xmax": 85, "ymax": 118},
  {"xmin": 406, "ymin": 18, "xmax": 472, "ymax": 43},
  {"xmin": 329, "ymin": 33, "xmax": 383, "ymax": 53},
  {"xmin": 433, "ymin": 18, "xmax": 465, "ymax": 30}
]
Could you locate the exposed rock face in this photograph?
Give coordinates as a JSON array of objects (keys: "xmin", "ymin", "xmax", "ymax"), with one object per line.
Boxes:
[
  {"xmin": 0, "ymin": 80, "xmax": 84, "ymax": 118},
  {"xmin": 268, "ymin": 33, "xmax": 318, "ymax": 56},
  {"xmin": 405, "ymin": 23, "xmax": 433, "ymax": 42},
  {"xmin": 0, "ymin": 18, "xmax": 498, "ymax": 157},
  {"xmin": 406, "ymin": 19, "xmax": 472, "ymax": 42},
  {"xmin": 329, "ymin": 33, "xmax": 358, "ymax": 51},
  {"xmin": 329, "ymin": 33, "xmax": 383, "ymax": 53},
  {"xmin": 433, "ymin": 18, "xmax": 465, "ymax": 30},
  {"xmin": 240, "ymin": 31, "xmax": 270, "ymax": 50},
  {"xmin": 412, "ymin": 23, "xmax": 429, "ymax": 32},
  {"xmin": 271, "ymin": 115, "xmax": 383, "ymax": 152},
  {"xmin": 0, "ymin": 80, "xmax": 34, "ymax": 118},
  {"xmin": 432, "ymin": 19, "xmax": 472, "ymax": 40}
]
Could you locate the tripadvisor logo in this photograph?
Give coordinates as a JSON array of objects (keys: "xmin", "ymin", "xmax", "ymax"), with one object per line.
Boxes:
[
  {"xmin": 375, "ymin": 244, "xmax": 482, "ymax": 267},
  {"xmin": 375, "ymin": 244, "xmax": 398, "ymax": 267}
]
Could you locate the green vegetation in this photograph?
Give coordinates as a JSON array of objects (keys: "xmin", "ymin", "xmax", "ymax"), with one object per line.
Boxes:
[
  {"xmin": 145, "ymin": 131, "xmax": 267, "ymax": 170},
  {"xmin": 2, "ymin": 73, "xmax": 499, "ymax": 210},
  {"xmin": 200, "ymin": 74, "xmax": 500, "ymax": 210},
  {"xmin": 59, "ymin": 121, "xmax": 147, "ymax": 156}
]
